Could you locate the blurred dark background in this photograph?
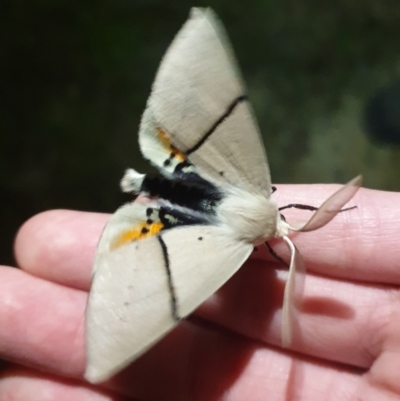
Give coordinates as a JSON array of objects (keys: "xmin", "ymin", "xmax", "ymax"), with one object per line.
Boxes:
[{"xmin": 2, "ymin": 0, "xmax": 400, "ymax": 266}]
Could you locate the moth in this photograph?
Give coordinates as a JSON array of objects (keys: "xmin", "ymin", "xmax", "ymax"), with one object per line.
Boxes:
[{"xmin": 85, "ymin": 8, "xmax": 361, "ymax": 383}]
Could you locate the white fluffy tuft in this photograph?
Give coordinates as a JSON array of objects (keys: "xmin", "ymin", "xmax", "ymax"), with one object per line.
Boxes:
[{"xmin": 120, "ymin": 168, "xmax": 145, "ymax": 193}]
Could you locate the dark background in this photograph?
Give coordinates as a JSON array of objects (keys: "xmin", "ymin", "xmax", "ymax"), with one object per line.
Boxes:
[{"xmin": 2, "ymin": 0, "xmax": 400, "ymax": 266}]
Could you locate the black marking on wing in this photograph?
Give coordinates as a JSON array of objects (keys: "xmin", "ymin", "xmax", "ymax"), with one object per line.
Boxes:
[
  {"xmin": 173, "ymin": 160, "xmax": 197, "ymax": 180},
  {"xmin": 157, "ymin": 235, "xmax": 180, "ymax": 321},
  {"xmin": 186, "ymin": 95, "xmax": 247, "ymax": 155},
  {"xmin": 158, "ymin": 206, "xmax": 206, "ymax": 227}
]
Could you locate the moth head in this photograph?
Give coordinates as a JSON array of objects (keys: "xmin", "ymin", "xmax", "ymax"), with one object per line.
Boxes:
[{"xmin": 218, "ymin": 189, "xmax": 289, "ymax": 244}]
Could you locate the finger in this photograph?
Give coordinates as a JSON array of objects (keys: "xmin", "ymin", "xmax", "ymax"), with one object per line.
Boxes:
[
  {"xmin": 0, "ymin": 265, "xmax": 262, "ymax": 389},
  {"xmin": 14, "ymin": 210, "xmax": 109, "ymax": 290},
  {"xmin": 15, "ymin": 186, "xmax": 400, "ymax": 291},
  {"xmin": 0, "ymin": 365, "xmax": 128, "ymax": 401},
  {"xmin": 0, "ymin": 264, "xmax": 267, "ymax": 399},
  {"xmin": 0, "ymin": 257, "xmax": 394, "ymax": 379},
  {"xmin": 271, "ymin": 184, "xmax": 400, "ymax": 284},
  {"xmin": 4, "ymin": 355, "xmax": 390, "ymax": 401},
  {"xmin": 198, "ymin": 258, "xmax": 400, "ymax": 368},
  {"xmin": 112, "ymin": 331, "xmax": 365, "ymax": 401},
  {"xmin": 0, "ymin": 266, "xmax": 86, "ymax": 377}
]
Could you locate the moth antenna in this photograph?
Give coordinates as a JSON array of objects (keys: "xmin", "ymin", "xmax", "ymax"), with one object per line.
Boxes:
[
  {"xmin": 281, "ymin": 236, "xmax": 305, "ymax": 348},
  {"xmin": 287, "ymin": 175, "xmax": 362, "ymax": 232},
  {"xmin": 279, "ymin": 203, "xmax": 357, "ymax": 213}
]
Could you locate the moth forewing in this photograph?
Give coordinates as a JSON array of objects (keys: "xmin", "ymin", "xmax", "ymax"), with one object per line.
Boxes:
[{"xmin": 139, "ymin": 8, "xmax": 272, "ymax": 194}]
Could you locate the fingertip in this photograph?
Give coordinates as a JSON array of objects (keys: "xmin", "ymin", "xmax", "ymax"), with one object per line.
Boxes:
[
  {"xmin": 14, "ymin": 209, "xmax": 62, "ymax": 271},
  {"xmin": 14, "ymin": 210, "xmax": 110, "ymax": 290}
]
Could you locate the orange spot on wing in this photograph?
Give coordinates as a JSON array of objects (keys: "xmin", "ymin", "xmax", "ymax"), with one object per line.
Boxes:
[
  {"xmin": 157, "ymin": 128, "xmax": 186, "ymax": 162},
  {"xmin": 157, "ymin": 128, "xmax": 172, "ymax": 147},
  {"xmin": 110, "ymin": 221, "xmax": 164, "ymax": 250}
]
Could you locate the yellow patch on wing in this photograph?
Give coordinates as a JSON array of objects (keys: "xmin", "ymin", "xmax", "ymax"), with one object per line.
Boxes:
[
  {"xmin": 157, "ymin": 128, "xmax": 186, "ymax": 162},
  {"xmin": 110, "ymin": 221, "xmax": 164, "ymax": 250}
]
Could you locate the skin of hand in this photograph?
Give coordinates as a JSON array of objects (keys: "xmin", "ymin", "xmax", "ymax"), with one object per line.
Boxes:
[{"xmin": 1, "ymin": 183, "xmax": 400, "ymax": 401}]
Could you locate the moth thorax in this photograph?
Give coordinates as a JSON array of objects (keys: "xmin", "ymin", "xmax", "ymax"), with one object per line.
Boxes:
[{"xmin": 218, "ymin": 191, "xmax": 283, "ymax": 244}]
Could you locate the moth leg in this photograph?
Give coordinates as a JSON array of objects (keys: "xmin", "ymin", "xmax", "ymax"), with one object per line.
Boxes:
[
  {"xmin": 279, "ymin": 203, "xmax": 357, "ymax": 213},
  {"xmin": 278, "ymin": 203, "xmax": 318, "ymax": 212},
  {"xmin": 265, "ymin": 242, "xmax": 289, "ymax": 268}
]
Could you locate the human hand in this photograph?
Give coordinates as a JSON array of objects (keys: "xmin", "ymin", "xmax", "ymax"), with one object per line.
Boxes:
[{"xmin": 1, "ymin": 184, "xmax": 399, "ymax": 400}]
